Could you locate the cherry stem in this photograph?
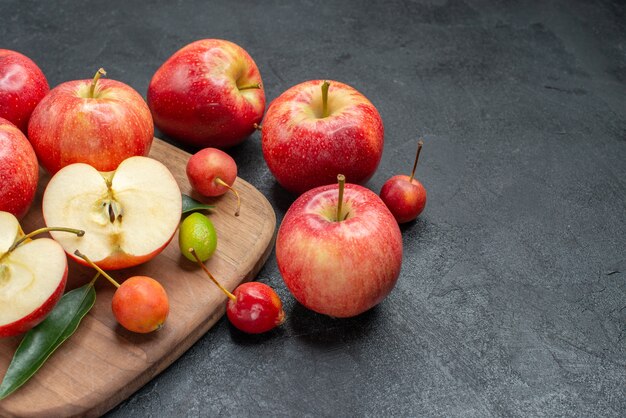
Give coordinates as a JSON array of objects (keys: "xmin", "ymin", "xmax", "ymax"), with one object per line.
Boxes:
[
  {"xmin": 74, "ymin": 250, "xmax": 120, "ymax": 289},
  {"xmin": 238, "ymin": 82, "xmax": 261, "ymax": 91},
  {"xmin": 188, "ymin": 248, "xmax": 237, "ymax": 302},
  {"xmin": 253, "ymin": 123, "xmax": 262, "ymax": 131},
  {"xmin": 215, "ymin": 177, "xmax": 241, "ymax": 217},
  {"xmin": 321, "ymin": 80, "xmax": 330, "ymax": 118},
  {"xmin": 89, "ymin": 68, "xmax": 106, "ymax": 99},
  {"xmin": 409, "ymin": 139, "xmax": 424, "ymax": 182},
  {"xmin": 8, "ymin": 227, "xmax": 85, "ymax": 254},
  {"xmin": 336, "ymin": 174, "xmax": 345, "ymax": 222}
]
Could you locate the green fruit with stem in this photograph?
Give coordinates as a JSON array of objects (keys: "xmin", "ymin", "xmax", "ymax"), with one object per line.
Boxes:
[{"xmin": 179, "ymin": 213, "xmax": 217, "ymax": 262}]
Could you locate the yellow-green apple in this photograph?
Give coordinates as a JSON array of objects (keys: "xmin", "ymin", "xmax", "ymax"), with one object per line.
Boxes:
[
  {"xmin": 186, "ymin": 147, "xmax": 240, "ymax": 215},
  {"xmin": 380, "ymin": 140, "xmax": 427, "ymax": 223},
  {"xmin": 0, "ymin": 49, "xmax": 49, "ymax": 133},
  {"xmin": 42, "ymin": 156, "xmax": 182, "ymax": 270},
  {"xmin": 148, "ymin": 39, "xmax": 265, "ymax": 148},
  {"xmin": 0, "ymin": 118, "xmax": 39, "ymax": 218},
  {"xmin": 0, "ymin": 211, "xmax": 83, "ymax": 338},
  {"xmin": 276, "ymin": 175, "xmax": 403, "ymax": 318},
  {"xmin": 261, "ymin": 80, "xmax": 384, "ymax": 195},
  {"xmin": 28, "ymin": 68, "xmax": 153, "ymax": 174}
]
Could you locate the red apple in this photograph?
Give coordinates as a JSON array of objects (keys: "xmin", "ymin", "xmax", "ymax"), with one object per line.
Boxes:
[
  {"xmin": 148, "ymin": 39, "xmax": 265, "ymax": 148},
  {"xmin": 0, "ymin": 118, "xmax": 39, "ymax": 219},
  {"xmin": 186, "ymin": 147, "xmax": 240, "ymax": 215},
  {"xmin": 0, "ymin": 49, "xmax": 49, "ymax": 133},
  {"xmin": 28, "ymin": 68, "xmax": 153, "ymax": 174},
  {"xmin": 42, "ymin": 156, "xmax": 182, "ymax": 270},
  {"xmin": 380, "ymin": 140, "xmax": 427, "ymax": 223},
  {"xmin": 276, "ymin": 175, "xmax": 403, "ymax": 318},
  {"xmin": 0, "ymin": 211, "xmax": 83, "ymax": 338},
  {"xmin": 261, "ymin": 80, "xmax": 384, "ymax": 195}
]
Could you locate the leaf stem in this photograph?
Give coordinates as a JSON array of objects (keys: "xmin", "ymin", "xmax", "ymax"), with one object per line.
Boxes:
[{"xmin": 189, "ymin": 248, "xmax": 237, "ymax": 302}]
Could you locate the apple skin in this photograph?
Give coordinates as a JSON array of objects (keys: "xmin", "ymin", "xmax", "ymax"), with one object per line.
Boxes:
[
  {"xmin": 0, "ymin": 117, "xmax": 39, "ymax": 219},
  {"xmin": 186, "ymin": 147, "xmax": 237, "ymax": 197},
  {"xmin": 262, "ymin": 80, "xmax": 384, "ymax": 195},
  {"xmin": 380, "ymin": 175, "xmax": 427, "ymax": 223},
  {"xmin": 148, "ymin": 39, "xmax": 265, "ymax": 148},
  {"xmin": 0, "ymin": 266, "xmax": 67, "ymax": 338},
  {"xmin": 28, "ymin": 77, "xmax": 153, "ymax": 174},
  {"xmin": 276, "ymin": 182, "xmax": 403, "ymax": 318},
  {"xmin": 0, "ymin": 49, "xmax": 49, "ymax": 133}
]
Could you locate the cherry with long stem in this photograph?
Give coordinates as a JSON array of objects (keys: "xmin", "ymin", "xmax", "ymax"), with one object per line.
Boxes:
[
  {"xmin": 214, "ymin": 178, "xmax": 241, "ymax": 217},
  {"xmin": 74, "ymin": 250, "xmax": 120, "ymax": 289},
  {"xmin": 5, "ymin": 227, "xmax": 84, "ymax": 255},
  {"xmin": 188, "ymin": 248, "xmax": 236, "ymax": 301},
  {"xmin": 408, "ymin": 139, "xmax": 424, "ymax": 182}
]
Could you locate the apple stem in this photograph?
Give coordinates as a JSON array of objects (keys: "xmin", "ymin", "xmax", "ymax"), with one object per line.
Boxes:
[
  {"xmin": 238, "ymin": 82, "xmax": 262, "ymax": 91},
  {"xmin": 215, "ymin": 178, "xmax": 241, "ymax": 217},
  {"xmin": 89, "ymin": 68, "xmax": 106, "ymax": 99},
  {"xmin": 253, "ymin": 123, "xmax": 262, "ymax": 131},
  {"xmin": 409, "ymin": 139, "xmax": 424, "ymax": 182},
  {"xmin": 336, "ymin": 174, "xmax": 345, "ymax": 222},
  {"xmin": 74, "ymin": 250, "xmax": 120, "ymax": 289},
  {"xmin": 188, "ymin": 248, "xmax": 237, "ymax": 302},
  {"xmin": 7, "ymin": 227, "xmax": 85, "ymax": 254},
  {"xmin": 321, "ymin": 80, "xmax": 330, "ymax": 118}
]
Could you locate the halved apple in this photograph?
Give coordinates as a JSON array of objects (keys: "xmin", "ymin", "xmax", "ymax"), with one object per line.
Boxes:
[
  {"xmin": 0, "ymin": 211, "xmax": 69, "ymax": 338},
  {"xmin": 42, "ymin": 156, "xmax": 182, "ymax": 270}
]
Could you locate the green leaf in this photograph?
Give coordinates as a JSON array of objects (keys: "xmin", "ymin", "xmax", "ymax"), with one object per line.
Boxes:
[
  {"xmin": 0, "ymin": 281, "xmax": 97, "ymax": 399},
  {"xmin": 182, "ymin": 194, "xmax": 214, "ymax": 214}
]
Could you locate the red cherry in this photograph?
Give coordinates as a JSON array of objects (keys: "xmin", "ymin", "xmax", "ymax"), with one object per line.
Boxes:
[
  {"xmin": 186, "ymin": 147, "xmax": 241, "ymax": 216},
  {"xmin": 380, "ymin": 139, "xmax": 427, "ymax": 223},
  {"xmin": 226, "ymin": 282, "xmax": 285, "ymax": 334},
  {"xmin": 187, "ymin": 248, "xmax": 285, "ymax": 334}
]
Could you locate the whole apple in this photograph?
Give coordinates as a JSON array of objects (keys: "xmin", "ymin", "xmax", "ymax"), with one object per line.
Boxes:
[
  {"xmin": 276, "ymin": 176, "xmax": 403, "ymax": 318},
  {"xmin": 148, "ymin": 39, "xmax": 265, "ymax": 148},
  {"xmin": 0, "ymin": 211, "xmax": 81, "ymax": 338},
  {"xmin": 0, "ymin": 49, "xmax": 49, "ymax": 133},
  {"xmin": 28, "ymin": 68, "xmax": 154, "ymax": 174},
  {"xmin": 262, "ymin": 80, "xmax": 384, "ymax": 195},
  {"xmin": 0, "ymin": 117, "xmax": 39, "ymax": 219}
]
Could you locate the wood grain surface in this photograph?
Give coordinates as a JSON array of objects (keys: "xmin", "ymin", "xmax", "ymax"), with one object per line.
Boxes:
[{"xmin": 0, "ymin": 139, "xmax": 276, "ymax": 417}]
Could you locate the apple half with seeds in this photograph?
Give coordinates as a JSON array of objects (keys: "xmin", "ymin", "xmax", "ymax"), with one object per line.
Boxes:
[
  {"xmin": 42, "ymin": 156, "xmax": 182, "ymax": 270},
  {"xmin": 0, "ymin": 211, "xmax": 71, "ymax": 338}
]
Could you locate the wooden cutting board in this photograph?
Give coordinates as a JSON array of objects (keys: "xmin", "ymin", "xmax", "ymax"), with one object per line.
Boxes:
[{"xmin": 0, "ymin": 139, "xmax": 276, "ymax": 417}]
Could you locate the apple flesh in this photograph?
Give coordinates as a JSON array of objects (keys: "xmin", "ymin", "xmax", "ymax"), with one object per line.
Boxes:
[
  {"xmin": 0, "ymin": 212, "xmax": 68, "ymax": 338},
  {"xmin": 0, "ymin": 117, "xmax": 39, "ymax": 219},
  {"xmin": 276, "ymin": 181, "xmax": 403, "ymax": 318},
  {"xmin": 148, "ymin": 39, "xmax": 265, "ymax": 148},
  {"xmin": 42, "ymin": 156, "xmax": 182, "ymax": 270},
  {"xmin": 28, "ymin": 69, "xmax": 153, "ymax": 174},
  {"xmin": 262, "ymin": 80, "xmax": 384, "ymax": 195},
  {"xmin": 0, "ymin": 49, "xmax": 49, "ymax": 133}
]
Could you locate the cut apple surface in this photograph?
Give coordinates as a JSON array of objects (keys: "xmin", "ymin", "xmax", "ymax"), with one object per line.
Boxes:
[
  {"xmin": 0, "ymin": 211, "xmax": 68, "ymax": 338},
  {"xmin": 42, "ymin": 156, "xmax": 182, "ymax": 270}
]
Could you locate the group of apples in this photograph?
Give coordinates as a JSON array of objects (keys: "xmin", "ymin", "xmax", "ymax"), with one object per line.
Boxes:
[{"xmin": 0, "ymin": 38, "xmax": 428, "ymax": 338}]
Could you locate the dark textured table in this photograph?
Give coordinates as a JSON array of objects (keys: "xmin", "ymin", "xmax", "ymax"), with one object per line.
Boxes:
[{"xmin": 3, "ymin": 0, "xmax": 625, "ymax": 416}]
